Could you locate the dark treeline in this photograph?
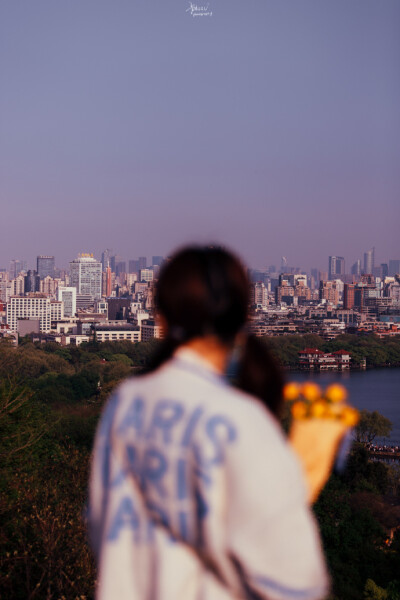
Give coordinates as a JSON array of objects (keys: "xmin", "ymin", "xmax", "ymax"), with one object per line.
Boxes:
[
  {"xmin": 262, "ymin": 333, "xmax": 400, "ymax": 369},
  {"xmin": 0, "ymin": 338, "xmax": 399, "ymax": 599}
]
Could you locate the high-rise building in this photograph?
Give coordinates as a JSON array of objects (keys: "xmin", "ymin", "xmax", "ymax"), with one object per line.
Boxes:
[
  {"xmin": 343, "ymin": 284, "xmax": 355, "ymax": 309},
  {"xmin": 389, "ymin": 260, "xmax": 400, "ymax": 276},
  {"xmin": 116, "ymin": 261, "xmax": 126, "ymax": 276},
  {"xmin": 129, "ymin": 259, "xmax": 139, "ymax": 274},
  {"xmin": 319, "ymin": 281, "xmax": 339, "ymax": 305},
  {"xmin": 102, "ymin": 265, "xmax": 113, "ymax": 298},
  {"xmin": 101, "ymin": 249, "xmax": 112, "ymax": 271},
  {"xmin": 375, "ymin": 264, "xmax": 388, "ymax": 279},
  {"xmin": 57, "ymin": 287, "xmax": 77, "ymax": 317},
  {"xmin": 50, "ymin": 300, "xmax": 64, "ymax": 322},
  {"xmin": 10, "ymin": 275, "xmax": 25, "ymax": 296},
  {"xmin": 138, "ymin": 257, "xmax": 147, "ymax": 270},
  {"xmin": 251, "ymin": 282, "xmax": 268, "ymax": 307},
  {"xmin": 9, "ymin": 259, "xmax": 27, "ymax": 278},
  {"xmin": 318, "ymin": 271, "xmax": 328, "ymax": 282},
  {"xmin": 110, "ymin": 255, "xmax": 117, "ymax": 272},
  {"xmin": 40, "ymin": 276, "xmax": 58, "ymax": 296},
  {"xmin": 328, "ymin": 256, "xmax": 345, "ymax": 280},
  {"xmin": 24, "ymin": 270, "xmax": 40, "ymax": 293},
  {"xmin": 139, "ymin": 268, "xmax": 154, "ymax": 283},
  {"xmin": 6, "ymin": 295, "xmax": 52, "ymax": 332},
  {"xmin": 363, "ymin": 247, "xmax": 375, "ymax": 275},
  {"xmin": 275, "ymin": 281, "xmax": 295, "ymax": 304},
  {"xmin": 37, "ymin": 256, "xmax": 55, "ymax": 280},
  {"xmin": 69, "ymin": 254, "xmax": 102, "ymax": 300},
  {"xmin": 351, "ymin": 260, "xmax": 361, "ymax": 276},
  {"xmin": 152, "ymin": 256, "xmax": 163, "ymax": 267}
]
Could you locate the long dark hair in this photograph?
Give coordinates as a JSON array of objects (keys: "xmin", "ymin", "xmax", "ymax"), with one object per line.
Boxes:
[{"xmin": 143, "ymin": 245, "xmax": 283, "ymax": 417}]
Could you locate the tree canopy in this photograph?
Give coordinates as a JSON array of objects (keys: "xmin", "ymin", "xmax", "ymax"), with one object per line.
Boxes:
[{"xmin": 355, "ymin": 410, "xmax": 393, "ymax": 444}]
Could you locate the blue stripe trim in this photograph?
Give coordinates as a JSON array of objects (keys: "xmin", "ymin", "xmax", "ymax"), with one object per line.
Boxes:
[{"xmin": 252, "ymin": 574, "xmax": 326, "ymax": 600}]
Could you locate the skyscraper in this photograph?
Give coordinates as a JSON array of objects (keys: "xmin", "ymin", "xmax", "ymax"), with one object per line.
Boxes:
[
  {"xmin": 116, "ymin": 261, "xmax": 126, "ymax": 276},
  {"xmin": 363, "ymin": 247, "xmax": 375, "ymax": 275},
  {"xmin": 9, "ymin": 259, "xmax": 27, "ymax": 278},
  {"xmin": 138, "ymin": 257, "xmax": 147, "ymax": 270},
  {"xmin": 37, "ymin": 255, "xmax": 55, "ymax": 280},
  {"xmin": 389, "ymin": 259, "xmax": 400, "ymax": 276},
  {"xmin": 24, "ymin": 270, "xmax": 40, "ymax": 293},
  {"xmin": 343, "ymin": 284, "xmax": 355, "ymax": 309},
  {"xmin": 101, "ymin": 249, "xmax": 112, "ymax": 271},
  {"xmin": 328, "ymin": 256, "xmax": 345, "ymax": 280},
  {"xmin": 69, "ymin": 254, "xmax": 102, "ymax": 300},
  {"xmin": 351, "ymin": 260, "xmax": 361, "ymax": 276}
]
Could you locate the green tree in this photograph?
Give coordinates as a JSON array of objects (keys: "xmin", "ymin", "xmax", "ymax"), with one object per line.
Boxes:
[
  {"xmin": 387, "ymin": 580, "xmax": 400, "ymax": 600},
  {"xmin": 355, "ymin": 410, "xmax": 392, "ymax": 444},
  {"xmin": 364, "ymin": 579, "xmax": 388, "ymax": 600}
]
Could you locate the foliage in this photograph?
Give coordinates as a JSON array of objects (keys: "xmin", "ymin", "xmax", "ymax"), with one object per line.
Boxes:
[
  {"xmin": 355, "ymin": 410, "xmax": 393, "ymax": 444},
  {"xmin": 0, "ymin": 380, "xmax": 55, "ymax": 465},
  {"xmin": 314, "ymin": 475, "xmax": 387, "ymax": 600},
  {"xmin": 0, "ymin": 340, "xmax": 399, "ymax": 598},
  {"xmin": 0, "ymin": 447, "xmax": 96, "ymax": 600},
  {"xmin": 262, "ymin": 333, "xmax": 400, "ymax": 368},
  {"xmin": 364, "ymin": 579, "xmax": 388, "ymax": 600},
  {"xmin": 364, "ymin": 579, "xmax": 400, "ymax": 600},
  {"xmin": 343, "ymin": 443, "xmax": 390, "ymax": 494}
]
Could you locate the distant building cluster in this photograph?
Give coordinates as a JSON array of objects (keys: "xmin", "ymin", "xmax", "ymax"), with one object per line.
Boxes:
[
  {"xmin": 0, "ymin": 252, "xmax": 165, "ymax": 346},
  {"xmin": 248, "ymin": 249, "xmax": 400, "ymax": 343},
  {"xmin": 0, "ymin": 247, "xmax": 399, "ymax": 348}
]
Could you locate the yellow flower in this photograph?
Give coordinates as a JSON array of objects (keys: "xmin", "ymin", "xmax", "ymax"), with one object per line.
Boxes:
[
  {"xmin": 283, "ymin": 382, "xmax": 301, "ymax": 401},
  {"xmin": 325, "ymin": 403, "xmax": 343, "ymax": 419},
  {"xmin": 325, "ymin": 384, "xmax": 347, "ymax": 403},
  {"xmin": 301, "ymin": 382, "xmax": 321, "ymax": 402},
  {"xmin": 310, "ymin": 399, "xmax": 328, "ymax": 418},
  {"xmin": 341, "ymin": 406, "xmax": 360, "ymax": 427},
  {"xmin": 291, "ymin": 401, "xmax": 308, "ymax": 419}
]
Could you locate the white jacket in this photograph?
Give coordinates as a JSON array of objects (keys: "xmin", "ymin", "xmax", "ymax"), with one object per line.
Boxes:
[{"xmin": 89, "ymin": 348, "xmax": 329, "ymax": 600}]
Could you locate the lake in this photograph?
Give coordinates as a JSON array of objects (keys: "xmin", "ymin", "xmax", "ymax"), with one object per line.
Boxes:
[{"xmin": 288, "ymin": 368, "xmax": 400, "ymax": 444}]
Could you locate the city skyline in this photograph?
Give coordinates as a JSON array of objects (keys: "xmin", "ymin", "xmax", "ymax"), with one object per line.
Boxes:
[
  {"xmin": 3, "ymin": 247, "xmax": 399, "ymax": 276},
  {"xmin": 1, "ymin": 1, "xmax": 399, "ymax": 269}
]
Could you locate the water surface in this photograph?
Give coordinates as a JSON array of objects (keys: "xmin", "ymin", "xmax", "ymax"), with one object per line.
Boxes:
[{"xmin": 288, "ymin": 368, "xmax": 400, "ymax": 444}]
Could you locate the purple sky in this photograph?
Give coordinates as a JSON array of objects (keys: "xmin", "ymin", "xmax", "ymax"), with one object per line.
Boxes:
[{"xmin": 1, "ymin": 0, "xmax": 399, "ymax": 272}]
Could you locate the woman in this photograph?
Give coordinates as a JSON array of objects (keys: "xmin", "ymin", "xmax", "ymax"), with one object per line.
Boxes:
[{"xmin": 89, "ymin": 246, "xmax": 329, "ymax": 600}]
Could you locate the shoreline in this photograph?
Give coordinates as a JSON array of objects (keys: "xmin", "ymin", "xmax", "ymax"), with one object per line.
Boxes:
[{"xmin": 284, "ymin": 364, "xmax": 400, "ymax": 372}]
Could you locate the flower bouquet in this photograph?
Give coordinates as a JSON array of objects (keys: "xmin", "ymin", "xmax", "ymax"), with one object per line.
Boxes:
[{"xmin": 283, "ymin": 382, "xmax": 359, "ymax": 504}]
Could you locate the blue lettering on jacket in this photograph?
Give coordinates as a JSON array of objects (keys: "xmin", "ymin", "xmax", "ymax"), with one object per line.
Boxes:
[
  {"xmin": 180, "ymin": 406, "xmax": 204, "ymax": 447},
  {"xmin": 143, "ymin": 448, "xmax": 168, "ymax": 498},
  {"xmin": 146, "ymin": 400, "xmax": 184, "ymax": 444},
  {"xmin": 117, "ymin": 397, "xmax": 145, "ymax": 437},
  {"xmin": 107, "ymin": 496, "xmax": 139, "ymax": 541},
  {"xmin": 193, "ymin": 415, "xmax": 237, "ymax": 467},
  {"xmin": 176, "ymin": 458, "xmax": 188, "ymax": 500}
]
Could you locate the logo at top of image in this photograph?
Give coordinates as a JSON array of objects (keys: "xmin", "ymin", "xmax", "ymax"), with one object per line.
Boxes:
[{"xmin": 186, "ymin": 2, "xmax": 213, "ymax": 17}]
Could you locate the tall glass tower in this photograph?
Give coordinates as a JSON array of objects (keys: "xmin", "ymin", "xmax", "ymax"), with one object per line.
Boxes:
[
  {"xmin": 37, "ymin": 256, "xmax": 55, "ymax": 280},
  {"xmin": 363, "ymin": 248, "xmax": 375, "ymax": 275}
]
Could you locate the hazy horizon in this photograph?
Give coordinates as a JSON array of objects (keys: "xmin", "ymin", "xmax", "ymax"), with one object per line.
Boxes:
[{"xmin": 1, "ymin": 1, "xmax": 399, "ymax": 272}]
